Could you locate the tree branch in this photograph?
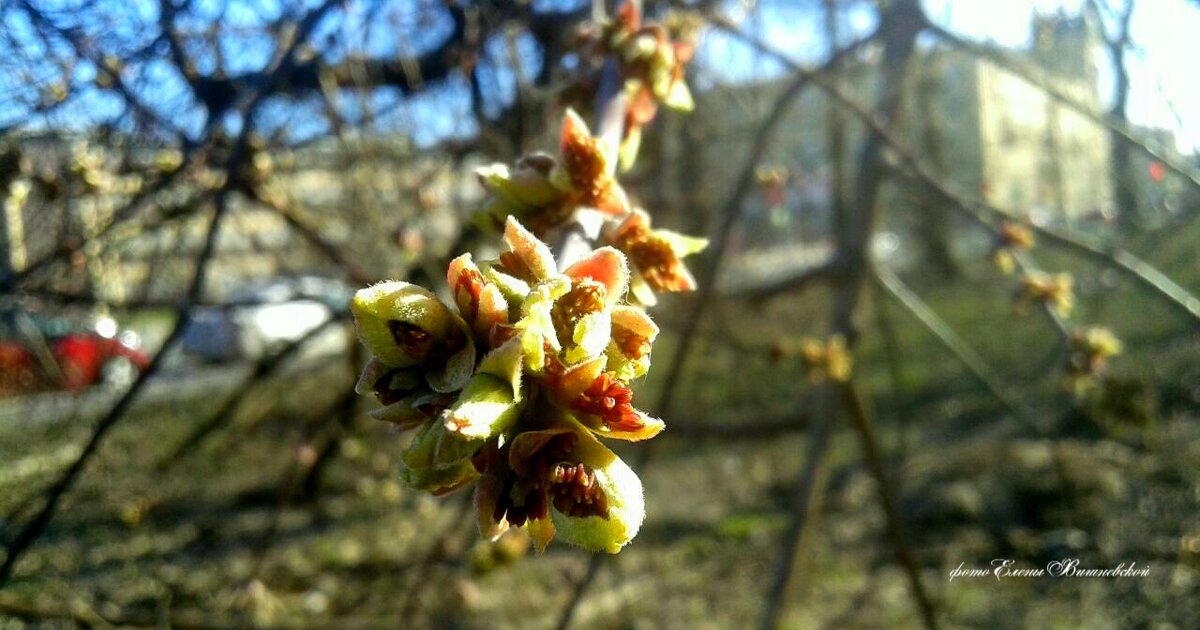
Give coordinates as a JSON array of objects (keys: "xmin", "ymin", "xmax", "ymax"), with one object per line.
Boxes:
[
  {"xmin": 715, "ymin": 18, "xmax": 1200, "ymax": 328},
  {"xmin": 0, "ymin": 1, "xmax": 343, "ymax": 585}
]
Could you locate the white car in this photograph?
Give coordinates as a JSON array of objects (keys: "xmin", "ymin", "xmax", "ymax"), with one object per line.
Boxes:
[{"xmin": 182, "ymin": 276, "xmax": 351, "ymax": 362}]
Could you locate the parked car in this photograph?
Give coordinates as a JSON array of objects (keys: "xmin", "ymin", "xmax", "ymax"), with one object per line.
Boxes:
[
  {"xmin": 0, "ymin": 309, "xmax": 150, "ymax": 397},
  {"xmin": 181, "ymin": 276, "xmax": 351, "ymax": 363}
]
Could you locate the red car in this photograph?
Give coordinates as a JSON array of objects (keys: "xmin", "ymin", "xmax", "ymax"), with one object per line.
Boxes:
[{"xmin": 0, "ymin": 311, "xmax": 150, "ymax": 397}]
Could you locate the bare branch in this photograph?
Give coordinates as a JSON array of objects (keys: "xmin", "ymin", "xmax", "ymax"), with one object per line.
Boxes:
[
  {"xmin": 153, "ymin": 315, "xmax": 347, "ymax": 472},
  {"xmin": 839, "ymin": 379, "xmax": 938, "ymax": 630},
  {"xmin": 240, "ymin": 183, "xmax": 376, "ymax": 286},
  {"xmin": 757, "ymin": 388, "xmax": 836, "ymax": 630},
  {"xmin": 872, "ymin": 265, "xmax": 1041, "ymax": 432},
  {"xmin": 0, "ymin": 0, "xmax": 345, "ymax": 585},
  {"xmin": 730, "ymin": 256, "xmax": 840, "ymax": 302},
  {"xmin": 714, "ymin": 18, "xmax": 1200, "ymax": 328},
  {"xmin": 0, "ymin": 191, "xmax": 231, "ymax": 585}
]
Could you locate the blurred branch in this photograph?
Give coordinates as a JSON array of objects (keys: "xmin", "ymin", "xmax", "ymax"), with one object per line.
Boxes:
[
  {"xmin": 670, "ymin": 407, "xmax": 809, "ymax": 439},
  {"xmin": 298, "ymin": 336, "xmax": 363, "ymax": 501},
  {"xmin": 838, "ymin": 379, "xmax": 938, "ymax": 630},
  {"xmin": 757, "ymin": 388, "xmax": 835, "ymax": 630},
  {"xmin": 1027, "ymin": 224, "xmax": 1200, "ymax": 326},
  {"xmin": 1087, "ymin": 0, "xmax": 1137, "ymax": 229},
  {"xmin": 731, "ymin": 257, "xmax": 839, "ymax": 302},
  {"xmin": 654, "ymin": 19, "xmax": 882, "ymax": 426},
  {"xmin": 176, "ymin": 3, "xmax": 589, "ymax": 111},
  {"xmin": 240, "ymin": 184, "xmax": 375, "ymax": 286},
  {"xmin": 715, "ymin": 17, "xmax": 1200, "ymax": 328},
  {"xmin": 761, "ymin": 0, "xmax": 924, "ymax": 624},
  {"xmin": 2, "ymin": 164, "xmax": 196, "ymax": 293},
  {"xmin": 870, "ymin": 277, "xmax": 912, "ymax": 484},
  {"xmin": 15, "ymin": 0, "xmax": 188, "ymax": 137},
  {"xmin": 872, "ymin": 265, "xmax": 1040, "ymax": 431},
  {"xmin": 249, "ymin": 386, "xmax": 359, "ymax": 579},
  {"xmin": 0, "ymin": 1, "xmax": 342, "ymax": 586},
  {"xmin": 0, "ymin": 191, "xmax": 231, "ymax": 585},
  {"xmin": 153, "ymin": 314, "xmax": 347, "ymax": 472}
]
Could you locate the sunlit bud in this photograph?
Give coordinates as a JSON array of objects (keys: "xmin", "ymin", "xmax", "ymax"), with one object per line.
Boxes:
[
  {"xmin": 351, "ymin": 281, "xmax": 455, "ymax": 368},
  {"xmin": 1065, "ymin": 326, "xmax": 1122, "ymax": 384},
  {"xmin": 443, "ymin": 339, "xmax": 524, "ymax": 441},
  {"xmin": 1016, "ymin": 272, "xmax": 1074, "ymax": 318},
  {"xmin": 398, "ymin": 420, "xmax": 480, "ymax": 495},
  {"xmin": 800, "ymin": 335, "xmax": 853, "ymax": 383}
]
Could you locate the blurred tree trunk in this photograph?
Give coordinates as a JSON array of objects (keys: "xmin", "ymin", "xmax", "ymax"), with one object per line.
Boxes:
[
  {"xmin": 831, "ymin": 0, "xmax": 923, "ymax": 340},
  {"xmin": 0, "ymin": 143, "xmax": 19, "ymax": 288},
  {"xmin": 1094, "ymin": 0, "xmax": 1137, "ymax": 229},
  {"xmin": 914, "ymin": 59, "xmax": 959, "ymax": 278},
  {"xmin": 827, "ymin": 0, "xmax": 848, "ymax": 247}
]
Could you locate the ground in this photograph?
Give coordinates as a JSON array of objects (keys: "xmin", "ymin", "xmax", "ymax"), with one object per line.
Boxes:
[{"xmin": 1, "ymin": 220, "xmax": 1198, "ymax": 629}]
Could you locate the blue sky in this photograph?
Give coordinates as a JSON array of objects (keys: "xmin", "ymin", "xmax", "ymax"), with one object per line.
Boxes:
[{"xmin": 2, "ymin": 0, "xmax": 1196, "ymax": 154}]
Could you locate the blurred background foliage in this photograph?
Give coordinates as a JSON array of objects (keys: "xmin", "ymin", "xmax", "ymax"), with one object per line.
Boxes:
[{"xmin": 0, "ymin": 0, "xmax": 1197, "ymax": 627}]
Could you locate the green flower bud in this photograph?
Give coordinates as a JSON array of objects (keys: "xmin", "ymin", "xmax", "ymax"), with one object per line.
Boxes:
[
  {"xmin": 548, "ymin": 428, "xmax": 645, "ymax": 554},
  {"xmin": 352, "ymin": 281, "xmax": 454, "ymax": 368},
  {"xmin": 443, "ymin": 340, "xmax": 525, "ymax": 441},
  {"xmin": 398, "ymin": 421, "xmax": 479, "ymax": 495}
]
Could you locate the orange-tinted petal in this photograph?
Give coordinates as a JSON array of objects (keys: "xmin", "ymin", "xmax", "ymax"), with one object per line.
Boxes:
[{"xmin": 564, "ymin": 247, "xmax": 629, "ymax": 307}]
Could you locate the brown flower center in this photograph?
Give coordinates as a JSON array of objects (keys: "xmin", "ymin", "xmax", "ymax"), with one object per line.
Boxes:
[
  {"xmin": 612, "ymin": 327, "xmax": 650, "ymax": 360},
  {"xmin": 629, "ymin": 235, "xmax": 684, "ymax": 291},
  {"xmin": 573, "ymin": 372, "xmax": 643, "ymax": 432},
  {"xmin": 481, "ymin": 432, "xmax": 609, "ymax": 528},
  {"xmin": 453, "ymin": 267, "xmax": 485, "ymax": 321},
  {"xmin": 387, "ymin": 320, "xmax": 433, "ymax": 360},
  {"xmin": 562, "ymin": 134, "xmax": 610, "ymax": 205},
  {"xmin": 497, "ymin": 250, "xmax": 537, "ymax": 283},
  {"xmin": 552, "ymin": 282, "xmax": 606, "ymax": 346},
  {"xmin": 613, "ymin": 222, "xmax": 686, "ymax": 292}
]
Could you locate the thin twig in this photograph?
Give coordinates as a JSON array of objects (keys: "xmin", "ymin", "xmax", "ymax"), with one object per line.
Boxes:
[
  {"xmin": 870, "ymin": 278, "xmax": 911, "ymax": 485},
  {"xmin": 249, "ymin": 387, "xmax": 358, "ymax": 580},
  {"xmin": 0, "ymin": 192, "xmax": 231, "ymax": 585},
  {"xmin": 872, "ymin": 264, "xmax": 1040, "ymax": 432},
  {"xmin": 757, "ymin": 388, "xmax": 836, "ymax": 630},
  {"xmin": 0, "ymin": 1, "xmax": 344, "ymax": 585},
  {"xmin": 153, "ymin": 315, "xmax": 347, "ymax": 472},
  {"xmin": 670, "ymin": 410, "xmax": 808, "ymax": 440},
  {"xmin": 242, "ymin": 185, "xmax": 376, "ymax": 286},
  {"xmin": 839, "ymin": 379, "xmax": 938, "ymax": 630}
]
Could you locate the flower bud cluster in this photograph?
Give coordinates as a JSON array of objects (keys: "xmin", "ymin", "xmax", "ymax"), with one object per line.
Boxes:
[
  {"xmin": 477, "ymin": 111, "xmax": 707, "ymax": 306},
  {"xmin": 1015, "ymin": 271, "xmax": 1074, "ymax": 318},
  {"xmin": 355, "ymin": 10, "xmax": 706, "ymax": 554},
  {"xmin": 990, "ymin": 221, "xmax": 1034, "ymax": 275},
  {"xmin": 799, "ymin": 336, "xmax": 853, "ymax": 384},
  {"xmin": 353, "ymin": 217, "xmax": 663, "ymax": 553},
  {"xmin": 1065, "ymin": 326, "xmax": 1122, "ymax": 385},
  {"xmin": 567, "ymin": 6, "xmax": 697, "ymax": 170}
]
